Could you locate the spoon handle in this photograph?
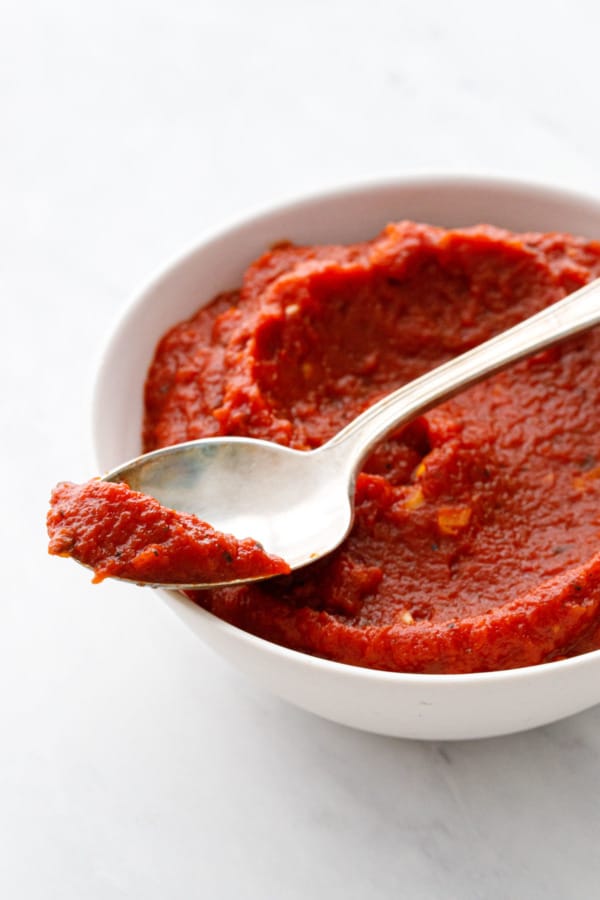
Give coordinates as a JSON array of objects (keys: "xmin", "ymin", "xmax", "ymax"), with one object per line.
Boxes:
[{"xmin": 324, "ymin": 276, "xmax": 600, "ymax": 470}]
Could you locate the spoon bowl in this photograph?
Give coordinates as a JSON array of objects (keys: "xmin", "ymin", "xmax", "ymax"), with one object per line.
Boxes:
[{"xmin": 106, "ymin": 437, "xmax": 355, "ymax": 578}]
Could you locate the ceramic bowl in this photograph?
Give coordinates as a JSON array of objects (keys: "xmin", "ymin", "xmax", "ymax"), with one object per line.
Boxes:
[{"xmin": 93, "ymin": 175, "xmax": 600, "ymax": 740}]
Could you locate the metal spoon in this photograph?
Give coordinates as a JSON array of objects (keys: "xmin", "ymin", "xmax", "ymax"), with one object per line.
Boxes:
[{"xmin": 105, "ymin": 277, "xmax": 600, "ymax": 589}]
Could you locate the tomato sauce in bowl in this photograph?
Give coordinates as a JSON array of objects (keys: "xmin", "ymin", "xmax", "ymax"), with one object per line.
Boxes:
[{"xmin": 143, "ymin": 222, "xmax": 600, "ymax": 674}]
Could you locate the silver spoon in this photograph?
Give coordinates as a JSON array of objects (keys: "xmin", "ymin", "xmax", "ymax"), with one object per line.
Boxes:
[{"xmin": 105, "ymin": 276, "xmax": 600, "ymax": 589}]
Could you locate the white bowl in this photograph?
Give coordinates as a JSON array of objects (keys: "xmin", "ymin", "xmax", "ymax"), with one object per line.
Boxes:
[{"xmin": 93, "ymin": 175, "xmax": 600, "ymax": 740}]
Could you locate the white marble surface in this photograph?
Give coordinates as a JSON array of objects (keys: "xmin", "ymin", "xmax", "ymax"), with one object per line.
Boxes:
[{"xmin": 3, "ymin": 1, "xmax": 600, "ymax": 897}]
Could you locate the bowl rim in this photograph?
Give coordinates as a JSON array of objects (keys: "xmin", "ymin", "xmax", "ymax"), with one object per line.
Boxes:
[
  {"xmin": 93, "ymin": 171, "xmax": 600, "ymax": 688},
  {"xmin": 92, "ymin": 172, "xmax": 600, "ymax": 358}
]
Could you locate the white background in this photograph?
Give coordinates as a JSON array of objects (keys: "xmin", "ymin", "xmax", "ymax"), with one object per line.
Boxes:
[{"xmin": 3, "ymin": 1, "xmax": 600, "ymax": 897}]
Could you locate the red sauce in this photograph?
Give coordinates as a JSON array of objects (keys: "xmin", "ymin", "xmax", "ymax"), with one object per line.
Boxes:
[
  {"xmin": 47, "ymin": 480, "xmax": 289, "ymax": 584},
  {"xmin": 143, "ymin": 222, "xmax": 600, "ymax": 673}
]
